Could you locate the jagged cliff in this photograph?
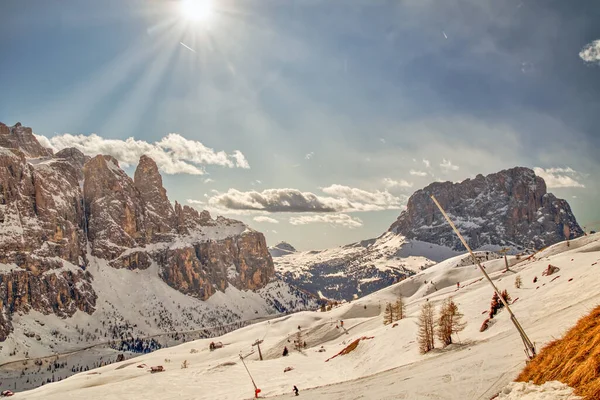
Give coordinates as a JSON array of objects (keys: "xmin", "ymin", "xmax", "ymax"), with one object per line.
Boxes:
[
  {"xmin": 389, "ymin": 167, "xmax": 583, "ymax": 250},
  {"xmin": 0, "ymin": 122, "xmax": 276, "ymax": 341}
]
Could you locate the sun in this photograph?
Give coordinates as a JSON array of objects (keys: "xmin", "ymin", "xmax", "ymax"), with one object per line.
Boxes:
[{"xmin": 180, "ymin": 0, "xmax": 213, "ymax": 22}]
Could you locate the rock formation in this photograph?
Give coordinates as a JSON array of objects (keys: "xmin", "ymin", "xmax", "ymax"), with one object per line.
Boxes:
[
  {"xmin": 389, "ymin": 167, "xmax": 583, "ymax": 250},
  {"xmin": 0, "ymin": 122, "xmax": 275, "ymax": 341}
]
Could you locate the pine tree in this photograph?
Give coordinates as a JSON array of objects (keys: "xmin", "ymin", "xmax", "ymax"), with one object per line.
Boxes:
[
  {"xmin": 393, "ymin": 297, "xmax": 406, "ymax": 321},
  {"xmin": 383, "ymin": 303, "xmax": 394, "ymax": 325},
  {"xmin": 514, "ymin": 275, "xmax": 522, "ymax": 289},
  {"xmin": 436, "ymin": 297, "xmax": 466, "ymax": 347},
  {"xmin": 417, "ymin": 301, "xmax": 436, "ymax": 354}
]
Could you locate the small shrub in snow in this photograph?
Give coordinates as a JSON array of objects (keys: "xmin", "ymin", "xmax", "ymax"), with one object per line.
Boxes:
[
  {"xmin": 181, "ymin": 360, "xmax": 188, "ymax": 369},
  {"xmin": 515, "ymin": 275, "xmax": 522, "ymax": 289}
]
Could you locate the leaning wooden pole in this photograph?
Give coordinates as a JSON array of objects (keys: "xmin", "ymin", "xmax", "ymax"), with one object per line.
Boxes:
[{"xmin": 430, "ymin": 195, "xmax": 536, "ymax": 360}]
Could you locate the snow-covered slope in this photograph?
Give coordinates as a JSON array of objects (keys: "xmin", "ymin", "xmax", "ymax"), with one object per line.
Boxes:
[
  {"xmin": 14, "ymin": 234, "xmax": 598, "ymax": 399},
  {"xmin": 275, "ymin": 232, "xmax": 462, "ymax": 300}
]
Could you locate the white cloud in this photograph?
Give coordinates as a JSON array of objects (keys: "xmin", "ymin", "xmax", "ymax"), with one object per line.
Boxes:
[
  {"xmin": 322, "ymin": 184, "xmax": 405, "ymax": 205},
  {"xmin": 253, "ymin": 216, "xmax": 279, "ymax": 224},
  {"xmin": 37, "ymin": 132, "xmax": 250, "ymax": 175},
  {"xmin": 440, "ymin": 158, "xmax": 459, "ymax": 172},
  {"xmin": 379, "ymin": 138, "xmax": 386, "ymax": 144},
  {"xmin": 232, "ymin": 150, "xmax": 250, "ymax": 169},
  {"xmin": 305, "ymin": 152, "xmax": 314, "ymax": 160},
  {"xmin": 423, "ymin": 159, "xmax": 431, "ymax": 168},
  {"xmin": 409, "ymin": 169, "xmax": 428, "ymax": 177},
  {"xmin": 250, "ymin": 180, "xmax": 262, "ymax": 186},
  {"xmin": 289, "ymin": 214, "xmax": 363, "ymax": 229},
  {"xmin": 271, "ymin": 230, "xmax": 278, "ymax": 234},
  {"xmin": 533, "ymin": 167, "xmax": 585, "ymax": 188},
  {"xmin": 579, "ymin": 39, "xmax": 600, "ymax": 63},
  {"xmin": 204, "ymin": 178, "xmax": 215, "ymax": 184},
  {"xmin": 205, "ymin": 185, "xmax": 405, "ymax": 214},
  {"xmin": 382, "ymin": 178, "xmax": 414, "ymax": 188}
]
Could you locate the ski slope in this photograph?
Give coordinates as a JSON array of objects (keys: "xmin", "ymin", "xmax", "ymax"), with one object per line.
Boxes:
[{"xmin": 11, "ymin": 233, "xmax": 600, "ymax": 400}]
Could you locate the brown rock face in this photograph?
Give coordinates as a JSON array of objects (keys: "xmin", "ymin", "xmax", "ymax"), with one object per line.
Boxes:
[
  {"xmin": 0, "ymin": 267, "xmax": 96, "ymax": 340},
  {"xmin": 0, "ymin": 122, "xmax": 53, "ymax": 158},
  {"xmin": 389, "ymin": 167, "xmax": 584, "ymax": 250},
  {"xmin": 0, "ymin": 145, "xmax": 95, "ymax": 340},
  {"xmin": 134, "ymin": 155, "xmax": 176, "ymax": 241},
  {"xmin": 159, "ymin": 231, "xmax": 274, "ymax": 300},
  {"xmin": 0, "ymin": 124, "xmax": 275, "ymax": 341},
  {"xmin": 83, "ymin": 155, "xmax": 146, "ymax": 259}
]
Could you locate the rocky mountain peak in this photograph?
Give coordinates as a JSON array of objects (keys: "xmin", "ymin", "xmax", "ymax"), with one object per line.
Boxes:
[
  {"xmin": 389, "ymin": 166, "xmax": 583, "ymax": 250},
  {"xmin": 269, "ymin": 242, "xmax": 297, "ymax": 257},
  {"xmin": 0, "ymin": 122, "xmax": 53, "ymax": 158},
  {"xmin": 55, "ymin": 147, "xmax": 90, "ymax": 171},
  {"xmin": 134, "ymin": 155, "xmax": 176, "ymax": 239}
]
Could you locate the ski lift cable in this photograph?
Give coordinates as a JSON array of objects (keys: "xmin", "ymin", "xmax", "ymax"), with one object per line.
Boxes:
[{"xmin": 431, "ymin": 195, "xmax": 536, "ymax": 360}]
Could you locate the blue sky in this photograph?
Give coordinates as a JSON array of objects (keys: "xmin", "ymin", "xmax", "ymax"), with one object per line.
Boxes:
[{"xmin": 1, "ymin": 0, "xmax": 599, "ymax": 250}]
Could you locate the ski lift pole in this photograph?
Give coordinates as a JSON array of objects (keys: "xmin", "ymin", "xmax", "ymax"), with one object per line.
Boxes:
[
  {"xmin": 239, "ymin": 353, "xmax": 261, "ymax": 397},
  {"xmin": 430, "ymin": 195, "xmax": 536, "ymax": 360}
]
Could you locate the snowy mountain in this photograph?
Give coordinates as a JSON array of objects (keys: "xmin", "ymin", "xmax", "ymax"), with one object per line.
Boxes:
[
  {"xmin": 0, "ymin": 122, "xmax": 317, "ymax": 367},
  {"xmin": 390, "ymin": 167, "xmax": 583, "ymax": 251},
  {"xmin": 274, "ymin": 167, "xmax": 583, "ymax": 302},
  {"xmin": 274, "ymin": 232, "xmax": 462, "ymax": 301},
  {"xmin": 268, "ymin": 241, "xmax": 297, "ymax": 257},
  {"xmin": 8, "ymin": 233, "xmax": 599, "ymax": 399}
]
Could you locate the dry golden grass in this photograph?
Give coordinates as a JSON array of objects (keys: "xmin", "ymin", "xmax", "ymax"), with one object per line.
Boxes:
[{"xmin": 516, "ymin": 305, "xmax": 600, "ymax": 399}]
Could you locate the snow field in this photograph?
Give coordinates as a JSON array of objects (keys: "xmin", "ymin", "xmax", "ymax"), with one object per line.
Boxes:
[{"xmin": 12, "ymin": 233, "xmax": 600, "ymax": 399}]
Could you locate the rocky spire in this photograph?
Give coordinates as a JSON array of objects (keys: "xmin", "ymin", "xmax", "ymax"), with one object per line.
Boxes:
[{"xmin": 134, "ymin": 155, "xmax": 176, "ymax": 240}]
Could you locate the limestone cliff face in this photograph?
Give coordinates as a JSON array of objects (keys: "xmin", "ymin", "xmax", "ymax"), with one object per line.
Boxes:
[
  {"xmin": 134, "ymin": 155, "xmax": 176, "ymax": 241},
  {"xmin": 0, "ymin": 136, "xmax": 95, "ymax": 340},
  {"xmin": 0, "ymin": 123, "xmax": 275, "ymax": 341},
  {"xmin": 83, "ymin": 155, "xmax": 147, "ymax": 259},
  {"xmin": 159, "ymin": 231, "xmax": 274, "ymax": 300},
  {"xmin": 389, "ymin": 167, "xmax": 583, "ymax": 250}
]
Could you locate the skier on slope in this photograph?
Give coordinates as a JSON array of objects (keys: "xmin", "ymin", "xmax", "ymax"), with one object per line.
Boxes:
[
  {"xmin": 293, "ymin": 385, "xmax": 299, "ymax": 396},
  {"xmin": 282, "ymin": 346, "xmax": 289, "ymax": 356}
]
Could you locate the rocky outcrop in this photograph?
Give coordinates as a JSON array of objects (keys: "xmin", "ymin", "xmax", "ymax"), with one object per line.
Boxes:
[
  {"xmin": 0, "ymin": 122, "xmax": 279, "ymax": 342},
  {"xmin": 389, "ymin": 167, "xmax": 583, "ymax": 250},
  {"xmin": 0, "ymin": 122, "xmax": 53, "ymax": 158},
  {"xmin": 269, "ymin": 242, "xmax": 297, "ymax": 257},
  {"xmin": 55, "ymin": 147, "xmax": 90, "ymax": 179},
  {"xmin": 134, "ymin": 155, "xmax": 176, "ymax": 241},
  {"xmin": 159, "ymin": 231, "xmax": 273, "ymax": 300},
  {"xmin": 83, "ymin": 155, "xmax": 146, "ymax": 259},
  {"xmin": 0, "ymin": 266, "xmax": 96, "ymax": 340}
]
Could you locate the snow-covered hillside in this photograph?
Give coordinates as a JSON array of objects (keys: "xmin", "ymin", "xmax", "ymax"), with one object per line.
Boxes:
[
  {"xmin": 274, "ymin": 232, "xmax": 463, "ymax": 300},
  {"xmin": 12, "ymin": 234, "xmax": 599, "ymax": 399}
]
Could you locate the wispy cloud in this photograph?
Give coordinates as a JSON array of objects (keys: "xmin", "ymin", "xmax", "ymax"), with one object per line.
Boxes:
[
  {"xmin": 409, "ymin": 169, "xmax": 428, "ymax": 177},
  {"xmin": 321, "ymin": 184, "xmax": 405, "ymax": 205},
  {"xmin": 289, "ymin": 214, "xmax": 362, "ymax": 228},
  {"xmin": 305, "ymin": 151, "xmax": 314, "ymax": 160},
  {"xmin": 205, "ymin": 186, "xmax": 405, "ymax": 213},
  {"xmin": 204, "ymin": 178, "xmax": 215, "ymax": 184},
  {"xmin": 440, "ymin": 158, "xmax": 459, "ymax": 172},
  {"xmin": 579, "ymin": 39, "xmax": 600, "ymax": 64},
  {"xmin": 533, "ymin": 167, "xmax": 585, "ymax": 188},
  {"xmin": 38, "ymin": 133, "xmax": 249, "ymax": 175},
  {"xmin": 253, "ymin": 216, "xmax": 279, "ymax": 224},
  {"xmin": 382, "ymin": 178, "xmax": 413, "ymax": 188},
  {"xmin": 423, "ymin": 159, "xmax": 431, "ymax": 168}
]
